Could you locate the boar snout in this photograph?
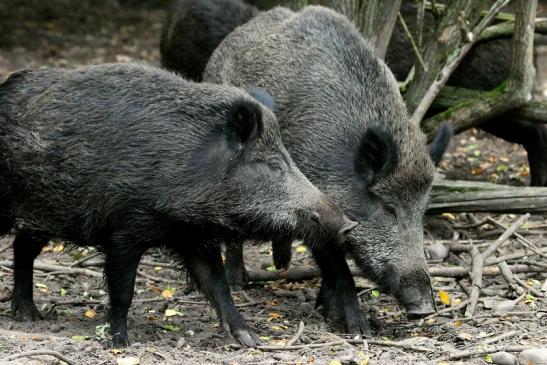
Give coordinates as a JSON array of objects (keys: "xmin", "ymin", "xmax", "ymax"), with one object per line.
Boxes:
[
  {"xmin": 337, "ymin": 217, "xmax": 358, "ymax": 244},
  {"xmin": 308, "ymin": 201, "xmax": 358, "ymax": 245},
  {"xmin": 398, "ymin": 268, "xmax": 436, "ymax": 319}
]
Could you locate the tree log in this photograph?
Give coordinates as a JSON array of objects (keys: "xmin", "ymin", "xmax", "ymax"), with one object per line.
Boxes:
[
  {"xmin": 247, "ymin": 264, "xmax": 543, "ymax": 282},
  {"xmin": 429, "ymin": 177, "xmax": 547, "ymax": 214}
]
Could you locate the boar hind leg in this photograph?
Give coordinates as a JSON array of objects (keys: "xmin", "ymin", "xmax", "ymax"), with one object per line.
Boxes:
[
  {"xmin": 224, "ymin": 240, "xmax": 250, "ymax": 291},
  {"xmin": 104, "ymin": 241, "xmax": 146, "ymax": 348},
  {"xmin": 312, "ymin": 245, "xmax": 371, "ymax": 336},
  {"xmin": 12, "ymin": 231, "xmax": 47, "ymax": 321},
  {"xmin": 184, "ymin": 243, "xmax": 259, "ymax": 347}
]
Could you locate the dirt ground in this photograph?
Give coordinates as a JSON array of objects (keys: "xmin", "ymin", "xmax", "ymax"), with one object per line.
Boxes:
[{"xmin": 0, "ymin": 1, "xmax": 546, "ymax": 364}]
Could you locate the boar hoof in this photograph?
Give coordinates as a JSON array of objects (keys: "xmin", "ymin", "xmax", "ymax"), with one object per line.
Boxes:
[
  {"xmin": 111, "ymin": 332, "xmax": 130, "ymax": 348},
  {"xmin": 317, "ymin": 285, "xmax": 371, "ymax": 336},
  {"xmin": 229, "ymin": 328, "xmax": 260, "ymax": 348},
  {"xmin": 346, "ymin": 313, "xmax": 372, "ymax": 337},
  {"xmin": 12, "ymin": 301, "xmax": 43, "ymax": 321}
]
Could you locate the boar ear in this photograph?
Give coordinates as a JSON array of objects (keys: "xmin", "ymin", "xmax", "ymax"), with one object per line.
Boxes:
[
  {"xmin": 428, "ymin": 123, "xmax": 453, "ymax": 166},
  {"xmin": 226, "ymin": 99, "xmax": 264, "ymax": 145},
  {"xmin": 354, "ymin": 128, "xmax": 398, "ymax": 186},
  {"xmin": 247, "ymin": 87, "xmax": 275, "ymax": 111}
]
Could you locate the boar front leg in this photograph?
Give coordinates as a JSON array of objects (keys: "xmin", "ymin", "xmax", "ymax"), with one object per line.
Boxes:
[
  {"xmin": 184, "ymin": 242, "xmax": 259, "ymax": 347},
  {"xmin": 312, "ymin": 245, "xmax": 371, "ymax": 336}
]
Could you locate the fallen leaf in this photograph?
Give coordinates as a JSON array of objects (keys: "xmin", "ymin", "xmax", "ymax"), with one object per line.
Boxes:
[
  {"xmin": 329, "ymin": 361, "xmax": 342, "ymax": 365},
  {"xmin": 53, "ymin": 244, "xmax": 64, "ymax": 253},
  {"xmin": 35, "ymin": 283, "xmax": 48, "ymax": 293},
  {"xmin": 296, "ymin": 246, "xmax": 307, "ymax": 253},
  {"xmin": 71, "ymin": 335, "xmax": 89, "ymax": 341},
  {"xmin": 268, "ymin": 312, "xmax": 283, "ymax": 322},
  {"xmin": 162, "ymin": 324, "xmax": 179, "ymax": 331},
  {"xmin": 265, "ymin": 265, "xmax": 277, "ymax": 272},
  {"xmin": 84, "ymin": 309, "xmax": 96, "ymax": 318},
  {"xmin": 525, "ymin": 294, "xmax": 537, "ymax": 304},
  {"xmin": 370, "ymin": 289, "xmax": 380, "ymax": 298},
  {"xmin": 484, "ymin": 353, "xmax": 493, "ymax": 363},
  {"xmin": 110, "ymin": 349, "xmax": 123, "ymax": 354},
  {"xmin": 441, "ymin": 213, "xmax": 456, "ymax": 221},
  {"xmin": 164, "ymin": 309, "xmax": 183, "ymax": 317},
  {"xmin": 438, "ymin": 290, "xmax": 451, "ymax": 306},
  {"xmin": 161, "ymin": 287, "xmax": 175, "ymax": 299},
  {"xmin": 271, "ymin": 325, "xmax": 288, "ymax": 331}
]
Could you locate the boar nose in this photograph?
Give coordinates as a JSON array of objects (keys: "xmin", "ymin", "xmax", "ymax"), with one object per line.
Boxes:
[
  {"xmin": 337, "ymin": 217, "xmax": 358, "ymax": 244},
  {"xmin": 400, "ymin": 269, "xmax": 437, "ymax": 319}
]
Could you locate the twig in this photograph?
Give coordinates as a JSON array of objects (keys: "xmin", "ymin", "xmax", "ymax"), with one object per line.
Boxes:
[
  {"xmin": 446, "ymin": 345, "xmax": 533, "ymax": 361},
  {"xmin": 453, "ymin": 218, "xmax": 490, "ymax": 229},
  {"xmin": 487, "ymin": 246, "xmax": 547, "ymax": 265},
  {"xmin": 0, "ymin": 260, "xmax": 102, "ymax": 277},
  {"xmin": 498, "ymin": 261, "xmax": 523, "ymax": 294},
  {"xmin": 137, "ymin": 269, "xmax": 178, "ymax": 283},
  {"xmin": 411, "ymin": 0, "xmax": 511, "ymax": 123},
  {"xmin": 481, "ymin": 330, "xmax": 519, "ymax": 345},
  {"xmin": 0, "ymin": 242, "xmax": 10, "ymax": 255},
  {"xmin": 398, "ymin": 12, "xmax": 427, "ymax": 71},
  {"xmin": 465, "ymin": 214, "xmax": 531, "ymax": 317},
  {"xmin": 423, "ymin": 299, "xmax": 469, "ymax": 321},
  {"xmin": 486, "ymin": 217, "xmax": 547, "ymax": 260},
  {"xmin": 466, "ymin": 244, "xmax": 484, "ymax": 317},
  {"xmin": 4, "ymin": 350, "xmax": 77, "ymax": 365},
  {"xmin": 69, "ymin": 251, "xmax": 102, "ymax": 268},
  {"xmin": 286, "ymin": 321, "xmax": 305, "ymax": 346},
  {"xmin": 251, "ymin": 338, "xmax": 432, "ymax": 352}
]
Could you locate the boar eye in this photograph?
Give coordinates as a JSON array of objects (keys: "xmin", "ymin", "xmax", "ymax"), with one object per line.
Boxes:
[{"xmin": 384, "ymin": 205, "xmax": 397, "ymax": 218}]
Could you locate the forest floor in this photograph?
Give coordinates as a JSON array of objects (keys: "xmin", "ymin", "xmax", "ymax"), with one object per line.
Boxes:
[{"xmin": 0, "ymin": 1, "xmax": 546, "ymax": 364}]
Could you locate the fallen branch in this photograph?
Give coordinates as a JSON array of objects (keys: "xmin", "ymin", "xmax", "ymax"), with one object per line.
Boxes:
[
  {"xmin": 286, "ymin": 321, "xmax": 305, "ymax": 347},
  {"xmin": 248, "ymin": 263, "xmax": 542, "ymax": 282},
  {"xmin": 0, "ymin": 260, "xmax": 102, "ymax": 277},
  {"xmin": 4, "ymin": 350, "xmax": 77, "ymax": 365},
  {"xmin": 481, "ymin": 330, "xmax": 519, "ymax": 345},
  {"xmin": 486, "ymin": 217, "xmax": 547, "ymax": 259},
  {"xmin": 465, "ymin": 214, "xmax": 531, "ymax": 317},
  {"xmin": 422, "ymin": 0, "xmax": 537, "ymax": 134},
  {"xmin": 423, "ymin": 299, "xmax": 469, "ymax": 321},
  {"xmin": 499, "ymin": 261, "xmax": 544, "ymax": 297},
  {"xmin": 250, "ymin": 338, "xmax": 433, "ymax": 352},
  {"xmin": 446, "ymin": 345, "xmax": 533, "ymax": 361},
  {"xmin": 406, "ymin": 0, "xmax": 511, "ymax": 124},
  {"xmin": 479, "ymin": 18, "xmax": 547, "ymax": 42},
  {"xmin": 429, "ymin": 178, "xmax": 547, "ymax": 214}
]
